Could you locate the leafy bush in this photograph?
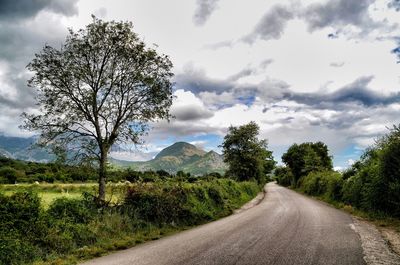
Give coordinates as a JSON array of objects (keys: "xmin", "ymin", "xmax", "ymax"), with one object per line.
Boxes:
[
  {"xmin": 47, "ymin": 196, "xmax": 96, "ymax": 224},
  {"xmin": 0, "ymin": 166, "xmax": 25, "ymax": 184},
  {"xmin": 300, "ymin": 171, "xmax": 343, "ymax": 201},
  {"xmin": 0, "ymin": 191, "xmax": 43, "ymax": 264},
  {"xmin": 123, "ymin": 179, "xmax": 259, "ymax": 225},
  {"xmin": 123, "ymin": 184, "xmax": 189, "ymax": 223},
  {"xmin": 274, "ymin": 166, "xmax": 293, "ymax": 187}
]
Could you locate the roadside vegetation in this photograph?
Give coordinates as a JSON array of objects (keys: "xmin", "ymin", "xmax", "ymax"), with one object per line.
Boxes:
[
  {"xmin": 0, "ymin": 177, "xmax": 260, "ymax": 265},
  {"xmin": 274, "ymin": 125, "xmax": 400, "ymax": 231},
  {"xmin": 0, "ymin": 120, "xmax": 274, "ymax": 265}
]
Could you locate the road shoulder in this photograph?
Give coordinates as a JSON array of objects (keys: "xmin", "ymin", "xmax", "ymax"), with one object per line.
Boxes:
[{"xmin": 351, "ymin": 217, "xmax": 400, "ymax": 265}]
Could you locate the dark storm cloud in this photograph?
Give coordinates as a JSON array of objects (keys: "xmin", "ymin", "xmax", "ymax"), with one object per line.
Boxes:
[
  {"xmin": 0, "ymin": 19, "xmax": 67, "ymax": 112},
  {"xmin": 314, "ymin": 111, "xmax": 368, "ymax": 130},
  {"xmin": 174, "ymin": 66, "xmax": 262, "ymax": 109},
  {"xmin": 172, "ymin": 105, "xmax": 214, "ymax": 121},
  {"xmin": 174, "ymin": 67, "xmax": 233, "ymax": 94},
  {"xmin": 0, "ymin": 0, "xmax": 78, "ymax": 20},
  {"xmin": 176, "ymin": 64, "xmax": 399, "ymax": 110},
  {"xmin": 0, "ymin": 22, "xmax": 65, "ymax": 63},
  {"xmin": 227, "ymin": 68, "xmax": 256, "ymax": 82},
  {"xmin": 388, "ymin": 0, "xmax": 400, "ymax": 11},
  {"xmin": 0, "ymin": 1, "xmax": 77, "ymax": 135},
  {"xmin": 271, "ymin": 76, "xmax": 400, "ymax": 108},
  {"xmin": 243, "ymin": 0, "xmax": 388, "ymax": 44},
  {"xmin": 303, "ymin": 0, "xmax": 377, "ymax": 32},
  {"xmin": 149, "ymin": 120, "xmax": 223, "ymax": 139},
  {"xmin": 193, "ymin": 0, "xmax": 220, "ymax": 26},
  {"xmin": 243, "ymin": 5, "xmax": 294, "ymax": 43}
]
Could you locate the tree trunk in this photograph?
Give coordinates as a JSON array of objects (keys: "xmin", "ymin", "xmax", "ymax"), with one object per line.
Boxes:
[{"xmin": 98, "ymin": 150, "xmax": 108, "ymax": 202}]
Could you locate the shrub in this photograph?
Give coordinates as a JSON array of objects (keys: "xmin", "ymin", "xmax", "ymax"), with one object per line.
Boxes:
[
  {"xmin": 0, "ymin": 166, "xmax": 25, "ymax": 184},
  {"xmin": 0, "ymin": 178, "xmax": 260, "ymax": 264},
  {"xmin": 300, "ymin": 171, "xmax": 343, "ymax": 201},
  {"xmin": 123, "ymin": 179, "xmax": 259, "ymax": 225},
  {"xmin": 0, "ymin": 191, "xmax": 43, "ymax": 264},
  {"xmin": 274, "ymin": 166, "xmax": 293, "ymax": 187},
  {"xmin": 0, "ymin": 191, "xmax": 41, "ymax": 233},
  {"xmin": 342, "ymin": 174, "xmax": 363, "ymax": 207},
  {"xmin": 44, "ymin": 222, "xmax": 97, "ymax": 253},
  {"xmin": 47, "ymin": 196, "xmax": 96, "ymax": 224}
]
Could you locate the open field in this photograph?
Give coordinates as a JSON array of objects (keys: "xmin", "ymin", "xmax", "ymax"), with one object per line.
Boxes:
[{"xmin": 0, "ymin": 183, "xmax": 137, "ymax": 207}]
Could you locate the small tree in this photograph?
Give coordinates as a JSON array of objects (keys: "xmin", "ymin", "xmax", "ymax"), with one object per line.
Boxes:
[
  {"xmin": 221, "ymin": 121, "xmax": 275, "ymax": 183},
  {"xmin": 22, "ymin": 17, "xmax": 174, "ymax": 201}
]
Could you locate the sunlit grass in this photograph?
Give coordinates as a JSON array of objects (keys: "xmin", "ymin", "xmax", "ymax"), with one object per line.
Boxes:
[{"xmin": 0, "ymin": 183, "xmax": 124, "ymax": 208}]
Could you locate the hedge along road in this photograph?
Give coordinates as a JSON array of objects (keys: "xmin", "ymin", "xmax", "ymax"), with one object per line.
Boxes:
[{"xmin": 82, "ymin": 182, "xmax": 398, "ymax": 265}]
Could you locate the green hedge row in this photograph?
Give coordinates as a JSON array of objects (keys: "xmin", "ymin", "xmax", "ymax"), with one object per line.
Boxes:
[{"xmin": 0, "ymin": 179, "xmax": 259, "ymax": 265}]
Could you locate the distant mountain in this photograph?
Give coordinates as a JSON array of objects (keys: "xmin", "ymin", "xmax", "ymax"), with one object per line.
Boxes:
[
  {"xmin": 0, "ymin": 134, "xmax": 53, "ymax": 162},
  {"xmin": 112, "ymin": 142, "xmax": 227, "ymax": 175},
  {"xmin": 0, "ymin": 134, "xmax": 227, "ymax": 175}
]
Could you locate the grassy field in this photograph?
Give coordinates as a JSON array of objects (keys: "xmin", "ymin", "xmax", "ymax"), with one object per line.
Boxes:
[{"xmin": 0, "ymin": 183, "xmax": 122, "ymax": 208}]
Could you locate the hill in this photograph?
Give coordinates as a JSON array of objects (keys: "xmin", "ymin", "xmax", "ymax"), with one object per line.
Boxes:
[
  {"xmin": 0, "ymin": 134, "xmax": 53, "ymax": 162},
  {"xmin": 0, "ymin": 134, "xmax": 227, "ymax": 175},
  {"xmin": 114, "ymin": 142, "xmax": 227, "ymax": 175}
]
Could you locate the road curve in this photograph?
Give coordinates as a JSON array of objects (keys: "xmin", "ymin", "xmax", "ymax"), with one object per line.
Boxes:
[{"xmin": 82, "ymin": 182, "xmax": 365, "ymax": 265}]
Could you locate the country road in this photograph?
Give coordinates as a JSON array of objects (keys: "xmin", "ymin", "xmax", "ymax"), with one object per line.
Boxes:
[{"xmin": 82, "ymin": 182, "xmax": 399, "ymax": 265}]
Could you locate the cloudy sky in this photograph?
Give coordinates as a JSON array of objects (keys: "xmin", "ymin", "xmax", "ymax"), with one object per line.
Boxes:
[{"xmin": 1, "ymin": 0, "xmax": 400, "ymax": 169}]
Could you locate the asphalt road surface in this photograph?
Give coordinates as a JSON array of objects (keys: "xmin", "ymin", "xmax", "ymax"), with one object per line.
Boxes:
[{"xmin": 82, "ymin": 182, "xmax": 367, "ymax": 265}]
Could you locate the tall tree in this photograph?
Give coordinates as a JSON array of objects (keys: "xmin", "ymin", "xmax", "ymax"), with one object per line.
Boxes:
[
  {"xmin": 282, "ymin": 142, "xmax": 333, "ymax": 186},
  {"xmin": 22, "ymin": 16, "xmax": 174, "ymax": 201},
  {"xmin": 221, "ymin": 122, "xmax": 275, "ymax": 183}
]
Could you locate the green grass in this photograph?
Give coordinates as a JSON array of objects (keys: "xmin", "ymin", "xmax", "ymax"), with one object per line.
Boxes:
[
  {"xmin": 2, "ymin": 190, "xmax": 82, "ymax": 208},
  {"xmin": 0, "ymin": 183, "xmax": 126, "ymax": 208}
]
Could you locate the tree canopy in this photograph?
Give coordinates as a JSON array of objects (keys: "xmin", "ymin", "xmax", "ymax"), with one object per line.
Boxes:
[
  {"xmin": 22, "ymin": 16, "xmax": 174, "ymax": 200},
  {"xmin": 282, "ymin": 142, "xmax": 333, "ymax": 186},
  {"xmin": 221, "ymin": 121, "xmax": 275, "ymax": 183}
]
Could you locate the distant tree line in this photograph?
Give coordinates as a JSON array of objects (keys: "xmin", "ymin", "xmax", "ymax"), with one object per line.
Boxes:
[{"xmin": 0, "ymin": 156, "xmax": 225, "ymax": 184}]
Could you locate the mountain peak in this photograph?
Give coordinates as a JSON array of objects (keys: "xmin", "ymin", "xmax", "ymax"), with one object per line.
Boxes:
[{"xmin": 154, "ymin": 142, "xmax": 206, "ymax": 160}]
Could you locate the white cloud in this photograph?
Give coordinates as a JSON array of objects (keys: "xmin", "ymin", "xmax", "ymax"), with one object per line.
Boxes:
[
  {"xmin": 348, "ymin": 159, "xmax": 356, "ymax": 166},
  {"xmin": 171, "ymin": 89, "xmax": 214, "ymax": 121}
]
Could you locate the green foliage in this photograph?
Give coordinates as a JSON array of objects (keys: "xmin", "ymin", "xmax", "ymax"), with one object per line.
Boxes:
[
  {"xmin": 0, "ymin": 166, "xmax": 24, "ymax": 184},
  {"xmin": 0, "ymin": 191, "xmax": 43, "ymax": 265},
  {"xmin": 280, "ymin": 125, "xmax": 400, "ymax": 219},
  {"xmin": 123, "ymin": 179, "xmax": 259, "ymax": 225},
  {"xmin": 341, "ymin": 126, "xmax": 400, "ymax": 216},
  {"xmin": 23, "ymin": 16, "xmax": 174, "ymax": 200},
  {"xmin": 282, "ymin": 142, "xmax": 333, "ymax": 186},
  {"xmin": 47, "ymin": 196, "xmax": 95, "ymax": 224},
  {"xmin": 0, "ymin": 157, "xmax": 99, "ymax": 184},
  {"xmin": 0, "ymin": 178, "xmax": 259, "ymax": 264},
  {"xmin": 300, "ymin": 171, "xmax": 343, "ymax": 201},
  {"xmin": 221, "ymin": 121, "xmax": 276, "ymax": 183},
  {"xmin": 274, "ymin": 166, "xmax": 293, "ymax": 187}
]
